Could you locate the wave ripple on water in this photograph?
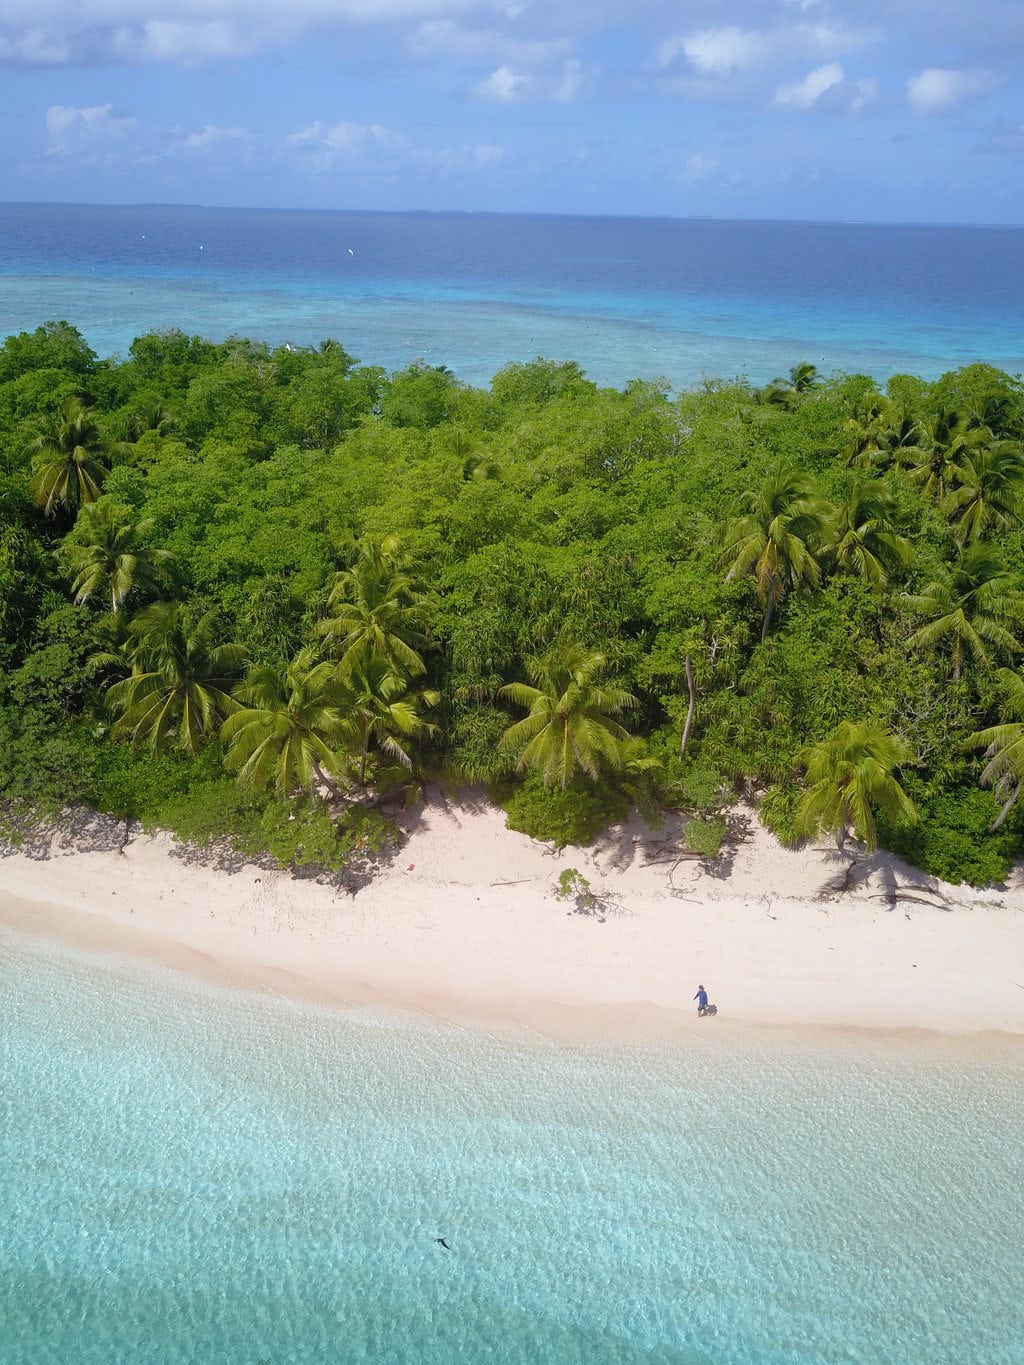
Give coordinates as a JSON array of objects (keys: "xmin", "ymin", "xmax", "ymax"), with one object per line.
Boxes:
[{"xmin": 2, "ymin": 930, "xmax": 1023, "ymax": 1363}]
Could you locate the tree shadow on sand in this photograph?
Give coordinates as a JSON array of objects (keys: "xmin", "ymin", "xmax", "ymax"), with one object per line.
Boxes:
[
  {"xmin": 1, "ymin": 807, "xmax": 140, "ymax": 862},
  {"xmin": 815, "ymin": 845, "xmax": 952, "ymax": 910}
]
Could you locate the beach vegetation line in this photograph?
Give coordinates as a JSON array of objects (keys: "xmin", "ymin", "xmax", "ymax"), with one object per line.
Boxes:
[{"xmin": 2, "ymin": 324, "xmax": 1023, "ymax": 886}]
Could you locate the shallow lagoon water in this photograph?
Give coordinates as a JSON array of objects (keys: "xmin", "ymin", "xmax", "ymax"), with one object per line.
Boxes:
[
  {"xmin": 2, "ymin": 929, "xmax": 1022, "ymax": 1363},
  {"xmin": 2, "ymin": 204, "xmax": 1023, "ymax": 388}
]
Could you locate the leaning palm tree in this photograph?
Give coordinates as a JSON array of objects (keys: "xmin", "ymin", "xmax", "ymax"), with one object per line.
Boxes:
[
  {"xmin": 26, "ymin": 396, "xmax": 109, "ymax": 517},
  {"xmin": 904, "ymin": 545, "xmax": 1022, "ymax": 680},
  {"xmin": 100, "ymin": 603, "xmax": 244, "ymax": 754},
  {"xmin": 832, "ymin": 478, "xmax": 913, "ymax": 589},
  {"xmin": 721, "ymin": 463, "xmax": 832, "ymax": 640},
  {"xmin": 318, "ymin": 534, "xmax": 432, "ymax": 680},
  {"xmin": 63, "ymin": 502, "xmax": 175, "ymax": 613},
  {"xmin": 498, "ymin": 644, "xmax": 639, "ymax": 790},
  {"xmin": 797, "ymin": 721, "xmax": 917, "ymax": 854},
  {"xmin": 940, "ymin": 440, "xmax": 1024, "ymax": 544},
  {"xmin": 340, "ymin": 658, "xmax": 439, "ymax": 787},
  {"xmin": 966, "ymin": 668, "xmax": 1024, "ymax": 831},
  {"xmin": 222, "ymin": 649, "xmax": 348, "ymax": 798}
]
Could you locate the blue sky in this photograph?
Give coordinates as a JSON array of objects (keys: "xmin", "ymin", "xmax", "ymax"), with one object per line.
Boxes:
[{"xmin": 2, "ymin": 0, "xmax": 1023, "ymax": 222}]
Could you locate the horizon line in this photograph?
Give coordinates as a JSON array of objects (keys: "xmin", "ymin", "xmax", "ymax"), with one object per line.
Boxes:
[{"xmin": 1, "ymin": 198, "xmax": 1022, "ymax": 233}]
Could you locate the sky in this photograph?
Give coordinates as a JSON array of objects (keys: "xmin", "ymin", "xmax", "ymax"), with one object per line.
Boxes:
[{"xmin": 2, "ymin": 0, "xmax": 1023, "ymax": 223}]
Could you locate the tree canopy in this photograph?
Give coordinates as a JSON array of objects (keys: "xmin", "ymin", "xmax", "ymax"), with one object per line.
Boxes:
[{"xmin": 2, "ymin": 323, "xmax": 1023, "ymax": 883}]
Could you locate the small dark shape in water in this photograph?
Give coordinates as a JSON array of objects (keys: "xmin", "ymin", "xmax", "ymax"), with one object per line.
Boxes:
[{"xmin": 435, "ymin": 1237, "xmax": 451, "ymax": 1250}]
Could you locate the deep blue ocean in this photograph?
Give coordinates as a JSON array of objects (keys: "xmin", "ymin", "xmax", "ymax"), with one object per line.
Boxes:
[{"xmin": 2, "ymin": 202, "xmax": 1023, "ymax": 388}]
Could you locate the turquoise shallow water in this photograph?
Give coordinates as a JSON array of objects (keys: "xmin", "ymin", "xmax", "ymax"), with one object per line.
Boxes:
[
  {"xmin": 3, "ymin": 205, "xmax": 1024, "ymax": 388},
  {"xmin": 2, "ymin": 928, "xmax": 1023, "ymax": 1363}
]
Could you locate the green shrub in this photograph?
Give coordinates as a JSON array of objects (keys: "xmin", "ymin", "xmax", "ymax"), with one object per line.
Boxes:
[
  {"xmin": 880, "ymin": 785, "xmax": 1022, "ymax": 887},
  {"xmin": 554, "ymin": 867, "xmax": 597, "ymax": 910},
  {"xmin": 150, "ymin": 779, "xmax": 398, "ymax": 874},
  {"xmin": 0, "ymin": 709, "xmax": 99, "ymax": 831},
  {"xmin": 684, "ymin": 815, "xmax": 726, "ymax": 857},
  {"xmin": 496, "ymin": 774, "xmax": 627, "ymax": 847},
  {"xmin": 758, "ymin": 783, "xmax": 804, "ymax": 846}
]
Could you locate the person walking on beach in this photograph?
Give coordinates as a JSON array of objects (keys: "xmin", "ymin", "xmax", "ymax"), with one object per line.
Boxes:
[{"xmin": 694, "ymin": 984, "xmax": 709, "ymax": 1015}]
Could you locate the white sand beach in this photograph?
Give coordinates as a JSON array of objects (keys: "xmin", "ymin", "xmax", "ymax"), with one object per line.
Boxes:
[{"xmin": 2, "ymin": 795, "xmax": 1023, "ymax": 1038}]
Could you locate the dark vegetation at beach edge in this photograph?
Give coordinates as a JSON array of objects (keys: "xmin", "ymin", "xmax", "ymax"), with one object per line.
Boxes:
[{"xmin": 3, "ymin": 321, "xmax": 1024, "ymax": 887}]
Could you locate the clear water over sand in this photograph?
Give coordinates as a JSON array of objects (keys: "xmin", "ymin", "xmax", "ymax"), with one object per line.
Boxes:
[{"xmin": 2, "ymin": 929, "xmax": 1022, "ymax": 1363}]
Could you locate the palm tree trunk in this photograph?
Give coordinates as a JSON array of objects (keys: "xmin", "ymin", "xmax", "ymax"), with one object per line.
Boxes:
[
  {"xmin": 311, "ymin": 757, "xmax": 342, "ymax": 800},
  {"xmin": 761, "ymin": 600, "xmax": 774, "ymax": 642},
  {"xmin": 679, "ymin": 655, "xmax": 696, "ymax": 759},
  {"xmin": 989, "ymin": 779, "xmax": 1023, "ymax": 832},
  {"xmin": 359, "ymin": 733, "xmax": 369, "ymax": 786}
]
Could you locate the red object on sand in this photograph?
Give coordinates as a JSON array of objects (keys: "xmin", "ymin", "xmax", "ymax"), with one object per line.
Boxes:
[{"xmin": 408, "ymin": 863, "xmax": 415, "ymax": 870}]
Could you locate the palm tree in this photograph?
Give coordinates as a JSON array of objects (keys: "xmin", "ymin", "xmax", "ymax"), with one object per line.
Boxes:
[
  {"xmin": 967, "ymin": 668, "xmax": 1024, "ymax": 831},
  {"xmin": 721, "ymin": 463, "xmax": 832, "ymax": 640},
  {"xmin": 222, "ymin": 649, "xmax": 348, "ymax": 798},
  {"xmin": 940, "ymin": 440, "xmax": 1024, "ymax": 544},
  {"xmin": 831, "ymin": 478, "xmax": 913, "ymax": 589},
  {"xmin": 341, "ymin": 658, "xmax": 439, "ymax": 787},
  {"xmin": 761, "ymin": 363, "xmax": 819, "ymax": 407},
  {"xmin": 128, "ymin": 399, "xmax": 176, "ymax": 440},
  {"xmin": 905, "ymin": 408, "xmax": 984, "ymax": 502},
  {"xmin": 63, "ymin": 502, "xmax": 175, "ymax": 613},
  {"xmin": 797, "ymin": 721, "xmax": 917, "ymax": 853},
  {"xmin": 26, "ymin": 396, "xmax": 109, "ymax": 517},
  {"xmin": 842, "ymin": 393, "xmax": 889, "ymax": 467},
  {"xmin": 498, "ymin": 644, "xmax": 639, "ymax": 789},
  {"xmin": 904, "ymin": 545, "xmax": 1022, "ymax": 679},
  {"xmin": 789, "ymin": 362, "xmax": 820, "ymax": 393},
  {"xmin": 318, "ymin": 534, "xmax": 432, "ymax": 679},
  {"xmin": 100, "ymin": 603, "xmax": 244, "ymax": 754},
  {"xmin": 843, "ymin": 397, "xmax": 922, "ymax": 472}
]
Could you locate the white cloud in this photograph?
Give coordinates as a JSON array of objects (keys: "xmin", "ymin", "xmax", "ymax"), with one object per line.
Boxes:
[
  {"xmin": 679, "ymin": 152, "xmax": 717, "ymax": 184},
  {"xmin": 849, "ymin": 77, "xmax": 880, "ymax": 114},
  {"xmin": 285, "ymin": 118, "xmax": 504, "ymax": 180},
  {"xmin": 0, "ymin": 27, "xmax": 69, "ymax": 64},
  {"xmin": 470, "ymin": 56, "xmax": 591, "ymax": 103},
  {"xmin": 288, "ymin": 120, "xmax": 409, "ymax": 159},
  {"xmin": 172, "ymin": 123, "xmax": 251, "ymax": 154},
  {"xmin": 474, "ymin": 64, "xmax": 531, "ymax": 101},
  {"xmin": 553, "ymin": 58, "xmax": 586, "ymax": 102},
  {"xmin": 0, "ymin": 0, "xmax": 475, "ymax": 67},
  {"xmin": 906, "ymin": 66, "xmax": 999, "ymax": 114},
  {"xmin": 655, "ymin": 21, "xmax": 870, "ymax": 77},
  {"xmin": 673, "ymin": 27, "xmax": 767, "ymax": 75},
  {"xmin": 775, "ymin": 62, "xmax": 844, "ymax": 108},
  {"xmin": 45, "ymin": 102, "xmax": 137, "ymax": 156},
  {"xmin": 111, "ymin": 20, "xmax": 245, "ymax": 64}
]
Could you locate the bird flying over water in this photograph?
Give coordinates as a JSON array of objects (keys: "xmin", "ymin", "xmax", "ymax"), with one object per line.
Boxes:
[{"xmin": 435, "ymin": 1237, "xmax": 451, "ymax": 1250}]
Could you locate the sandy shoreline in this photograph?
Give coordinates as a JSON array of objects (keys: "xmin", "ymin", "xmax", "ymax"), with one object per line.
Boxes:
[{"xmin": 3, "ymin": 796, "xmax": 1024, "ymax": 1041}]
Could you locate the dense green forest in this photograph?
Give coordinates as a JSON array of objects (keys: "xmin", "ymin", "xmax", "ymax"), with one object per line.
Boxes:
[{"xmin": 3, "ymin": 320, "xmax": 1024, "ymax": 885}]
